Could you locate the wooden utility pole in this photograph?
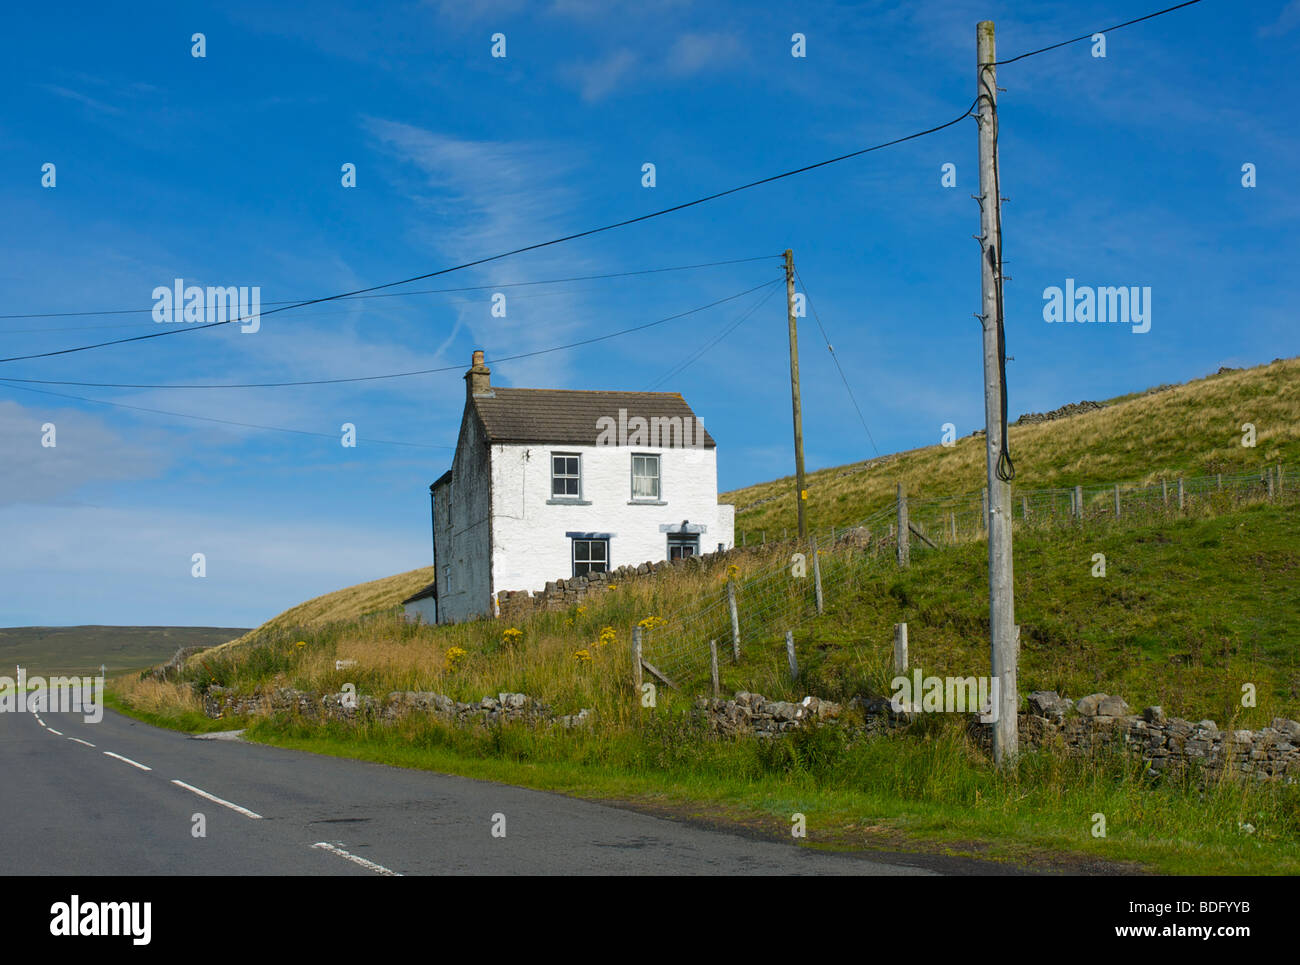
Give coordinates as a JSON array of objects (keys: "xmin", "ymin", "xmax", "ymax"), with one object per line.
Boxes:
[
  {"xmin": 977, "ymin": 20, "xmax": 1017, "ymax": 765},
  {"xmin": 785, "ymin": 249, "xmax": 808, "ymax": 540}
]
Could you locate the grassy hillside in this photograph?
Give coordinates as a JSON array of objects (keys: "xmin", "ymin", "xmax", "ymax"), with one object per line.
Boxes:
[
  {"xmin": 0, "ymin": 626, "xmax": 246, "ymax": 675},
  {"xmin": 215, "ymin": 567, "xmax": 435, "ymax": 651},
  {"xmin": 723, "ymin": 357, "xmax": 1300, "ymax": 535}
]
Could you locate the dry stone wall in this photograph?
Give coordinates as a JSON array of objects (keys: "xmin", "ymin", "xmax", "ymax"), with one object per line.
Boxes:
[
  {"xmin": 203, "ymin": 685, "xmax": 592, "ymax": 729},
  {"xmin": 691, "ymin": 688, "xmax": 1300, "ymax": 781}
]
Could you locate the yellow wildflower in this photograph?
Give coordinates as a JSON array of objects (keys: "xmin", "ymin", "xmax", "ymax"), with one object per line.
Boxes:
[{"xmin": 573, "ymin": 648, "xmax": 592, "ymax": 662}]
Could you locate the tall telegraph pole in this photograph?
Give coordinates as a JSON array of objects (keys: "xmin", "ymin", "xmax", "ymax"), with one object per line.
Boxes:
[
  {"xmin": 784, "ymin": 249, "xmax": 808, "ymax": 540},
  {"xmin": 977, "ymin": 21, "xmax": 1017, "ymax": 764}
]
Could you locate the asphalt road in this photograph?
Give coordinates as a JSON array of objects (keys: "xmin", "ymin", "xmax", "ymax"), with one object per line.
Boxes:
[{"xmin": 1, "ymin": 695, "xmax": 1009, "ymax": 876}]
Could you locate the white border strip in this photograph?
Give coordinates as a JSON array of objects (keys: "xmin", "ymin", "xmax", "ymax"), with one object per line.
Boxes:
[
  {"xmin": 67, "ymin": 737, "xmax": 95, "ymax": 747},
  {"xmin": 171, "ymin": 779, "xmax": 263, "ymax": 819},
  {"xmin": 312, "ymin": 842, "xmax": 401, "ymax": 876}
]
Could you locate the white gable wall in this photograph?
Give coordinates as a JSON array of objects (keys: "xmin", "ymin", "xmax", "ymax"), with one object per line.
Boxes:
[{"xmin": 490, "ymin": 441, "xmax": 734, "ymax": 597}]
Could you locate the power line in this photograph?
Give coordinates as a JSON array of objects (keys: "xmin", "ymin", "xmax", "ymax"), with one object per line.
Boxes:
[
  {"xmin": 0, "ymin": 256, "xmax": 779, "ymax": 322},
  {"xmin": 0, "ymin": 103, "xmax": 978, "ymax": 366},
  {"xmin": 993, "ymin": 0, "xmax": 1205, "ymax": 65},
  {"xmin": 0, "ymin": 381, "xmax": 451, "ymax": 450},
  {"xmin": 792, "ymin": 265, "xmax": 880, "ymax": 458},
  {"xmin": 0, "ymin": 278, "xmax": 784, "ymax": 390},
  {"xmin": 645, "ymin": 282, "xmax": 784, "ymax": 390},
  {"xmin": 0, "ymin": 281, "xmax": 701, "ymax": 335}
]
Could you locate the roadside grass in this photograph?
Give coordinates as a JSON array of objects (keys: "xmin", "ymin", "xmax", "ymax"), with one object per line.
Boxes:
[{"xmin": 723, "ymin": 357, "xmax": 1300, "ymax": 535}]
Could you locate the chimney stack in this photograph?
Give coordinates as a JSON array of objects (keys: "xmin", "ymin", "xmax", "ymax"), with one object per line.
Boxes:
[{"xmin": 465, "ymin": 349, "xmax": 493, "ymax": 398}]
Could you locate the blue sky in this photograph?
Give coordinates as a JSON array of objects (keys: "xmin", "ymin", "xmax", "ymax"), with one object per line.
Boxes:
[{"xmin": 1, "ymin": 0, "xmax": 1296, "ymax": 628}]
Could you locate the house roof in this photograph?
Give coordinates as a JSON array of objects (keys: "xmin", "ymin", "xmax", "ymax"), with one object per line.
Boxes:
[
  {"xmin": 401, "ymin": 581, "xmax": 437, "ymax": 605},
  {"xmin": 470, "ymin": 387, "xmax": 716, "ymax": 447}
]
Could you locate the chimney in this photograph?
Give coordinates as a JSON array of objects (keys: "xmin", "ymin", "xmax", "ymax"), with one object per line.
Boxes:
[{"xmin": 465, "ymin": 349, "xmax": 493, "ymax": 398}]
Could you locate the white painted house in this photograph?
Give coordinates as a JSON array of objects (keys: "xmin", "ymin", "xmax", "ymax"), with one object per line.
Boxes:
[{"xmin": 430, "ymin": 351, "xmax": 735, "ymax": 624}]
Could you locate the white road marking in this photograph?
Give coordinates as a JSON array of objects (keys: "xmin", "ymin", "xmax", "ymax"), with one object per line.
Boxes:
[
  {"xmin": 170, "ymin": 779, "xmax": 262, "ymax": 819},
  {"xmin": 36, "ymin": 718, "xmax": 46, "ymax": 728},
  {"xmin": 312, "ymin": 842, "xmax": 402, "ymax": 876},
  {"xmin": 103, "ymin": 751, "xmax": 151, "ymax": 771},
  {"xmin": 67, "ymin": 737, "xmax": 95, "ymax": 747},
  {"xmin": 47, "ymin": 728, "xmax": 63, "ymax": 736}
]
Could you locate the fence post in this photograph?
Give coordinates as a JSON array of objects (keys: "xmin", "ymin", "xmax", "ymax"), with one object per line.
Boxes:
[
  {"xmin": 811, "ymin": 536, "xmax": 824, "ymax": 615},
  {"xmin": 709, "ymin": 639, "xmax": 720, "ymax": 698},
  {"xmin": 1268, "ymin": 466, "xmax": 1276, "ymax": 501},
  {"xmin": 893, "ymin": 622, "xmax": 908, "ymax": 674},
  {"xmin": 1162, "ymin": 478, "xmax": 1169, "ymax": 508},
  {"xmin": 785, "ymin": 630, "xmax": 798, "ymax": 683},
  {"xmin": 1177, "ymin": 477, "xmax": 1185, "ymax": 511},
  {"xmin": 727, "ymin": 579, "xmax": 741, "ymax": 662},
  {"xmin": 896, "ymin": 482, "xmax": 909, "ymax": 567},
  {"xmin": 1021, "ymin": 495, "xmax": 1029, "ymax": 521},
  {"xmin": 1217, "ymin": 473, "xmax": 1223, "ymax": 492},
  {"xmin": 950, "ymin": 511, "xmax": 957, "ymax": 542},
  {"xmin": 981, "ymin": 487, "xmax": 988, "ymax": 529},
  {"xmin": 1114, "ymin": 483, "xmax": 1121, "ymax": 518},
  {"xmin": 1074, "ymin": 485, "xmax": 1084, "ymax": 521},
  {"xmin": 632, "ymin": 626, "xmax": 643, "ymax": 697}
]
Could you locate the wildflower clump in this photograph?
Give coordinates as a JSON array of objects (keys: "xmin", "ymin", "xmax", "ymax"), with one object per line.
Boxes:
[
  {"xmin": 445, "ymin": 646, "xmax": 468, "ymax": 669},
  {"xmin": 595, "ymin": 626, "xmax": 617, "ymax": 648},
  {"xmin": 636, "ymin": 615, "xmax": 666, "ymax": 631},
  {"xmin": 573, "ymin": 648, "xmax": 592, "ymax": 663},
  {"xmin": 502, "ymin": 627, "xmax": 523, "ymax": 646}
]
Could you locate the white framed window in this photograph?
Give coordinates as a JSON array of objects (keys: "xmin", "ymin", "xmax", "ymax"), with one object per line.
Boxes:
[
  {"xmin": 551, "ymin": 453, "xmax": 581, "ymax": 498},
  {"xmin": 572, "ymin": 538, "xmax": 608, "ymax": 577},
  {"xmin": 631, "ymin": 453, "xmax": 660, "ymax": 501}
]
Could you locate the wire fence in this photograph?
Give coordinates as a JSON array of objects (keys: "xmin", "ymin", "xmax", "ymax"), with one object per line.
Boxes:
[{"xmin": 644, "ymin": 464, "xmax": 1292, "ymax": 689}]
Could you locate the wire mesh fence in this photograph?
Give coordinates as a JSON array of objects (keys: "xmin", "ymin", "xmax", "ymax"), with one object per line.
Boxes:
[{"xmin": 646, "ymin": 464, "xmax": 1292, "ymax": 689}]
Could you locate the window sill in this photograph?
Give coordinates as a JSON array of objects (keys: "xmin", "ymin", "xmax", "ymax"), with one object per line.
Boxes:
[
  {"xmin": 547, "ymin": 498, "xmax": 592, "ymax": 506},
  {"xmin": 627, "ymin": 500, "xmax": 667, "ymax": 506}
]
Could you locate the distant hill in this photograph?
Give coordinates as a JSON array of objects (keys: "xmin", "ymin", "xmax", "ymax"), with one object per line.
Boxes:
[{"xmin": 0, "ymin": 626, "xmax": 248, "ymax": 675}]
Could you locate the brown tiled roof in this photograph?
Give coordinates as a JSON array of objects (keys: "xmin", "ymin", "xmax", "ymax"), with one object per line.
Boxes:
[{"xmin": 470, "ymin": 387, "xmax": 716, "ymax": 447}]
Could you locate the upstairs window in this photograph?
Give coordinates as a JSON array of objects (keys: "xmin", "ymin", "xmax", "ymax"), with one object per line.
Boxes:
[
  {"xmin": 631, "ymin": 454, "xmax": 660, "ymax": 501},
  {"xmin": 551, "ymin": 453, "xmax": 580, "ymax": 498}
]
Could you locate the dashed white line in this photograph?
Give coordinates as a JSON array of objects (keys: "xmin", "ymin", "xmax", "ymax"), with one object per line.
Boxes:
[
  {"xmin": 67, "ymin": 737, "xmax": 95, "ymax": 748},
  {"xmin": 36, "ymin": 718, "xmax": 46, "ymax": 728},
  {"xmin": 47, "ymin": 727, "xmax": 63, "ymax": 736},
  {"xmin": 170, "ymin": 780, "xmax": 262, "ymax": 819},
  {"xmin": 311, "ymin": 842, "xmax": 402, "ymax": 876},
  {"xmin": 103, "ymin": 751, "xmax": 152, "ymax": 772}
]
